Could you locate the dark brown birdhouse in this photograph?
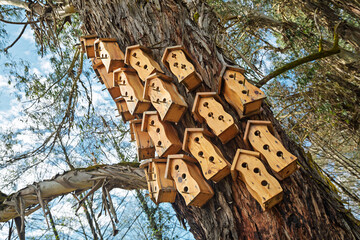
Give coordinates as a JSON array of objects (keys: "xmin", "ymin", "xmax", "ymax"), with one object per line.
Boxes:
[
  {"xmin": 243, "ymin": 120, "xmax": 298, "ymax": 180},
  {"xmin": 165, "ymin": 154, "xmax": 214, "ymax": 207},
  {"xmin": 140, "ymin": 158, "xmax": 177, "ymax": 204},
  {"xmin": 94, "ymin": 38, "xmax": 125, "ymax": 73},
  {"xmin": 182, "ymin": 128, "xmax": 230, "ymax": 182},
  {"xmin": 124, "ymin": 45, "xmax": 164, "ymax": 82},
  {"xmin": 130, "ymin": 119, "xmax": 155, "ymax": 160},
  {"xmin": 141, "ymin": 111, "xmax": 182, "ymax": 157},
  {"xmin": 161, "ymin": 46, "xmax": 202, "ymax": 91},
  {"xmin": 231, "ymin": 149, "xmax": 283, "ymax": 210},
  {"xmin": 113, "ymin": 68, "xmax": 151, "ymax": 115},
  {"xmin": 144, "ymin": 73, "xmax": 187, "ymax": 123},
  {"xmin": 80, "ymin": 35, "xmax": 98, "ymax": 58},
  {"xmin": 192, "ymin": 92, "xmax": 239, "ymax": 144},
  {"xmin": 218, "ymin": 65, "xmax": 266, "ymax": 118},
  {"xmin": 115, "ymin": 97, "xmax": 136, "ymax": 123}
]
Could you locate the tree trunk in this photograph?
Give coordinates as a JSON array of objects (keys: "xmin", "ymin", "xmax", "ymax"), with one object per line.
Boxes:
[{"xmin": 70, "ymin": 0, "xmax": 360, "ymax": 239}]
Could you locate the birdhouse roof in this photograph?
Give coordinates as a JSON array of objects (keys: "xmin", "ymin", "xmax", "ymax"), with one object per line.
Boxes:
[
  {"xmin": 231, "ymin": 149, "xmax": 261, "ymax": 181},
  {"xmin": 141, "ymin": 111, "xmax": 159, "ymax": 132},
  {"xmin": 92, "ymin": 58, "xmax": 104, "ymax": 70},
  {"xmin": 164, "ymin": 154, "xmax": 198, "ymax": 179},
  {"xmin": 191, "ymin": 92, "xmax": 221, "ymax": 123},
  {"xmin": 217, "ymin": 65, "xmax": 245, "ymax": 95},
  {"xmin": 143, "ymin": 72, "xmax": 174, "ymax": 100},
  {"xmin": 161, "ymin": 45, "xmax": 196, "ymax": 70},
  {"xmin": 124, "ymin": 44, "xmax": 152, "ymax": 65},
  {"xmin": 243, "ymin": 120, "xmax": 275, "ymax": 148},
  {"xmin": 182, "ymin": 128, "xmax": 214, "ymax": 153},
  {"xmin": 80, "ymin": 34, "xmax": 98, "ymax": 51},
  {"xmin": 129, "ymin": 119, "xmax": 142, "ymax": 141},
  {"xmin": 139, "ymin": 158, "xmax": 167, "ymax": 169}
]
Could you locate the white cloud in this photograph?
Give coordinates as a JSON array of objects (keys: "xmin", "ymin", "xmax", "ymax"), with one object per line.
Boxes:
[{"xmin": 22, "ymin": 28, "xmax": 35, "ymax": 43}]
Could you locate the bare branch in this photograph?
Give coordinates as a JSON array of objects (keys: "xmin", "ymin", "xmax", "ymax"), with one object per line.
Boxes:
[{"xmin": 0, "ymin": 163, "xmax": 146, "ymax": 222}]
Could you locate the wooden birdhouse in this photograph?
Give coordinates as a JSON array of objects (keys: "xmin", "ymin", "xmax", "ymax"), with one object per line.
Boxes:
[
  {"xmin": 130, "ymin": 119, "xmax": 155, "ymax": 160},
  {"xmin": 231, "ymin": 149, "xmax": 283, "ymax": 210},
  {"xmin": 80, "ymin": 35, "xmax": 98, "ymax": 58},
  {"xmin": 161, "ymin": 46, "xmax": 202, "ymax": 91},
  {"xmin": 94, "ymin": 38, "xmax": 125, "ymax": 73},
  {"xmin": 192, "ymin": 92, "xmax": 239, "ymax": 144},
  {"xmin": 113, "ymin": 68, "xmax": 151, "ymax": 115},
  {"xmin": 182, "ymin": 128, "xmax": 230, "ymax": 182},
  {"xmin": 92, "ymin": 58, "xmax": 114, "ymax": 88},
  {"xmin": 218, "ymin": 65, "xmax": 266, "ymax": 118},
  {"xmin": 124, "ymin": 45, "xmax": 164, "ymax": 82},
  {"xmin": 144, "ymin": 73, "xmax": 188, "ymax": 123},
  {"xmin": 115, "ymin": 97, "xmax": 136, "ymax": 123},
  {"xmin": 141, "ymin": 111, "xmax": 182, "ymax": 157},
  {"xmin": 140, "ymin": 159, "xmax": 177, "ymax": 204},
  {"xmin": 243, "ymin": 120, "xmax": 298, "ymax": 180},
  {"xmin": 165, "ymin": 154, "xmax": 214, "ymax": 207},
  {"xmin": 92, "ymin": 58, "xmax": 121, "ymax": 99}
]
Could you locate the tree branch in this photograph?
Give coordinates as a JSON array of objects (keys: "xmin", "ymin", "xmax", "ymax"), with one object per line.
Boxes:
[
  {"xmin": 0, "ymin": 0, "xmax": 30, "ymax": 11},
  {"xmin": 0, "ymin": 163, "xmax": 146, "ymax": 223},
  {"xmin": 256, "ymin": 23, "xmax": 341, "ymax": 87}
]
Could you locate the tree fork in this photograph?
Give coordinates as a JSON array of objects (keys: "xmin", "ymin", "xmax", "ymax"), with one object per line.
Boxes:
[{"xmin": 69, "ymin": 0, "xmax": 360, "ymax": 239}]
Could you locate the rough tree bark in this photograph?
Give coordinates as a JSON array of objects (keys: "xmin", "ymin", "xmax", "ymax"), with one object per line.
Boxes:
[{"xmin": 67, "ymin": 0, "xmax": 360, "ymax": 239}]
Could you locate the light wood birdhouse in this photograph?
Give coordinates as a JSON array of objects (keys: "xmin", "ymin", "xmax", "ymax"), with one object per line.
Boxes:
[
  {"xmin": 115, "ymin": 97, "xmax": 136, "ymax": 123},
  {"xmin": 144, "ymin": 73, "xmax": 188, "ymax": 123},
  {"xmin": 140, "ymin": 159, "xmax": 177, "ymax": 204},
  {"xmin": 243, "ymin": 120, "xmax": 298, "ymax": 180},
  {"xmin": 113, "ymin": 68, "xmax": 151, "ymax": 115},
  {"xmin": 92, "ymin": 58, "xmax": 121, "ymax": 99},
  {"xmin": 218, "ymin": 65, "xmax": 266, "ymax": 118},
  {"xmin": 161, "ymin": 46, "xmax": 202, "ymax": 91},
  {"xmin": 80, "ymin": 35, "xmax": 98, "ymax": 58},
  {"xmin": 192, "ymin": 92, "xmax": 239, "ymax": 144},
  {"xmin": 231, "ymin": 149, "xmax": 283, "ymax": 210},
  {"xmin": 124, "ymin": 45, "xmax": 164, "ymax": 82},
  {"xmin": 165, "ymin": 154, "xmax": 214, "ymax": 207},
  {"xmin": 92, "ymin": 58, "xmax": 114, "ymax": 88},
  {"xmin": 94, "ymin": 38, "xmax": 125, "ymax": 73},
  {"xmin": 130, "ymin": 119, "xmax": 155, "ymax": 160},
  {"xmin": 182, "ymin": 128, "xmax": 230, "ymax": 182},
  {"xmin": 141, "ymin": 111, "xmax": 182, "ymax": 157}
]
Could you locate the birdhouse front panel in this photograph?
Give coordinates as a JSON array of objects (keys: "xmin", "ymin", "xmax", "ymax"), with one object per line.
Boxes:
[
  {"xmin": 114, "ymin": 68, "xmax": 151, "ymax": 115},
  {"xmin": 166, "ymin": 155, "xmax": 214, "ymax": 207},
  {"xmin": 145, "ymin": 74, "xmax": 188, "ymax": 123},
  {"xmin": 142, "ymin": 112, "xmax": 182, "ymax": 157},
  {"xmin": 115, "ymin": 98, "xmax": 136, "ymax": 122},
  {"xmin": 183, "ymin": 129, "xmax": 230, "ymax": 182},
  {"xmin": 125, "ymin": 45, "xmax": 163, "ymax": 82},
  {"xmin": 162, "ymin": 46, "xmax": 202, "ymax": 91},
  {"xmin": 80, "ymin": 35, "xmax": 98, "ymax": 58},
  {"xmin": 231, "ymin": 149, "xmax": 283, "ymax": 210},
  {"xmin": 244, "ymin": 121, "xmax": 298, "ymax": 180},
  {"xmin": 140, "ymin": 159, "xmax": 177, "ymax": 204},
  {"xmin": 192, "ymin": 92, "xmax": 239, "ymax": 144},
  {"xmin": 219, "ymin": 66, "xmax": 266, "ymax": 117},
  {"xmin": 94, "ymin": 39, "xmax": 125, "ymax": 73},
  {"xmin": 130, "ymin": 120, "xmax": 155, "ymax": 160}
]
